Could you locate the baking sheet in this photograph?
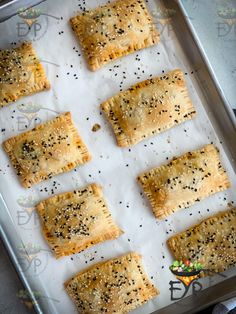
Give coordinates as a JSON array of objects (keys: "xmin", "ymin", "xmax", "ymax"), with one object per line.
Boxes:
[
  {"xmin": 0, "ymin": 0, "xmax": 236, "ymax": 313},
  {"xmin": 178, "ymin": 0, "xmax": 236, "ymax": 127}
]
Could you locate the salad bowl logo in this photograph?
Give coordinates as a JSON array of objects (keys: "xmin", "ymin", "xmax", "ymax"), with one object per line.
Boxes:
[
  {"xmin": 18, "ymin": 7, "xmax": 42, "ymax": 26},
  {"xmin": 217, "ymin": 7, "xmax": 236, "ymax": 25},
  {"xmin": 169, "ymin": 259, "xmax": 203, "ymax": 300}
]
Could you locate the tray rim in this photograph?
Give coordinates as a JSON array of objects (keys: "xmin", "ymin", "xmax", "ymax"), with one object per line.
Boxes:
[
  {"xmin": 0, "ymin": 0, "xmax": 235, "ymax": 314},
  {"xmin": 177, "ymin": 0, "xmax": 236, "ymax": 130},
  {"xmin": 0, "ymin": 193, "xmax": 43, "ymax": 314}
]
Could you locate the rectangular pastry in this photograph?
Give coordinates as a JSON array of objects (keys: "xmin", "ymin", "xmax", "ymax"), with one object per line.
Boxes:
[
  {"xmin": 65, "ymin": 252, "xmax": 159, "ymax": 313},
  {"xmin": 167, "ymin": 208, "xmax": 236, "ymax": 273},
  {"xmin": 70, "ymin": 0, "xmax": 159, "ymax": 71},
  {"xmin": 0, "ymin": 42, "xmax": 50, "ymax": 108},
  {"xmin": 101, "ymin": 69, "xmax": 196, "ymax": 147},
  {"xmin": 137, "ymin": 144, "xmax": 230, "ymax": 219},
  {"xmin": 3, "ymin": 112, "xmax": 91, "ymax": 188},
  {"xmin": 36, "ymin": 184, "xmax": 123, "ymax": 258}
]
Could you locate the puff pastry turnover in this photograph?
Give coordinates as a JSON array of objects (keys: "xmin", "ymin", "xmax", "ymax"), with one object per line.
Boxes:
[
  {"xmin": 70, "ymin": 0, "xmax": 159, "ymax": 71},
  {"xmin": 168, "ymin": 208, "xmax": 236, "ymax": 273},
  {"xmin": 101, "ymin": 69, "xmax": 196, "ymax": 147},
  {"xmin": 36, "ymin": 184, "xmax": 123, "ymax": 258},
  {"xmin": 0, "ymin": 42, "xmax": 50, "ymax": 108},
  {"xmin": 137, "ymin": 144, "xmax": 230, "ymax": 219},
  {"xmin": 65, "ymin": 252, "xmax": 159, "ymax": 313},
  {"xmin": 3, "ymin": 112, "xmax": 91, "ymax": 188}
]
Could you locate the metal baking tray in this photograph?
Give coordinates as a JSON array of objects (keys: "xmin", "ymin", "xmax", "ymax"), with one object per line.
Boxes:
[
  {"xmin": 177, "ymin": 0, "xmax": 236, "ymax": 129},
  {"xmin": 0, "ymin": 0, "xmax": 236, "ymax": 313}
]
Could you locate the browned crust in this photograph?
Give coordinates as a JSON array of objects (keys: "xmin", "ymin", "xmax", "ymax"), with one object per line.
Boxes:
[
  {"xmin": 65, "ymin": 252, "xmax": 159, "ymax": 313},
  {"xmin": 167, "ymin": 208, "xmax": 236, "ymax": 273},
  {"xmin": 36, "ymin": 183, "xmax": 123, "ymax": 258},
  {"xmin": 0, "ymin": 42, "xmax": 50, "ymax": 107},
  {"xmin": 70, "ymin": 0, "xmax": 160, "ymax": 71},
  {"xmin": 101, "ymin": 69, "xmax": 196, "ymax": 147},
  {"xmin": 3, "ymin": 112, "xmax": 91, "ymax": 188},
  {"xmin": 137, "ymin": 144, "xmax": 231, "ymax": 219}
]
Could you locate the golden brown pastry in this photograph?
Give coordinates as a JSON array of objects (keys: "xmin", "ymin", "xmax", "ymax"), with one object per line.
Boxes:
[
  {"xmin": 101, "ymin": 69, "xmax": 196, "ymax": 147},
  {"xmin": 0, "ymin": 42, "xmax": 50, "ymax": 108},
  {"xmin": 65, "ymin": 252, "xmax": 159, "ymax": 313},
  {"xmin": 36, "ymin": 183, "xmax": 123, "ymax": 258},
  {"xmin": 70, "ymin": 0, "xmax": 160, "ymax": 71},
  {"xmin": 137, "ymin": 144, "xmax": 230, "ymax": 219},
  {"xmin": 168, "ymin": 208, "xmax": 236, "ymax": 273},
  {"xmin": 3, "ymin": 112, "xmax": 91, "ymax": 188}
]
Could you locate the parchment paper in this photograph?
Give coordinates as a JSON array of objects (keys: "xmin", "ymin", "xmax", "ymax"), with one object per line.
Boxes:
[{"xmin": 0, "ymin": 0, "xmax": 235, "ymax": 313}]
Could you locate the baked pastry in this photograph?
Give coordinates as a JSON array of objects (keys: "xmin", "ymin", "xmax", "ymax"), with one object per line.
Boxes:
[
  {"xmin": 0, "ymin": 42, "xmax": 50, "ymax": 108},
  {"xmin": 3, "ymin": 112, "xmax": 91, "ymax": 188},
  {"xmin": 65, "ymin": 252, "xmax": 159, "ymax": 313},
  {"xmin": 167, "ymin": 208, "xmax": 236, "ymax": 273},
  {"xmin": 137, "ymin": 144, "xmax": 230, "ymax": 219},
  {"xmin": 36, "ymin": 183, "xmax": 123, "ymax": 258},
  {"xmin": 70, "ymin": 0, "xmax": 159, "ymax": 71},
  {"xmin": 101, "ymin": 69, "xmax": 196, "ymax": 147}
]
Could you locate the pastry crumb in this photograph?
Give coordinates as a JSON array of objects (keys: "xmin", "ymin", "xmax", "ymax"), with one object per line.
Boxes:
[{"xmin": 92, "ymin": 123, "xmax": 101, "ymax": 132}]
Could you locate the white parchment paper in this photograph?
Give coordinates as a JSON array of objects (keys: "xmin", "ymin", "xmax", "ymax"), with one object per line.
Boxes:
[{"xmin": 0, "ymin": 0, "xmax": 235, "ymax": 313}]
